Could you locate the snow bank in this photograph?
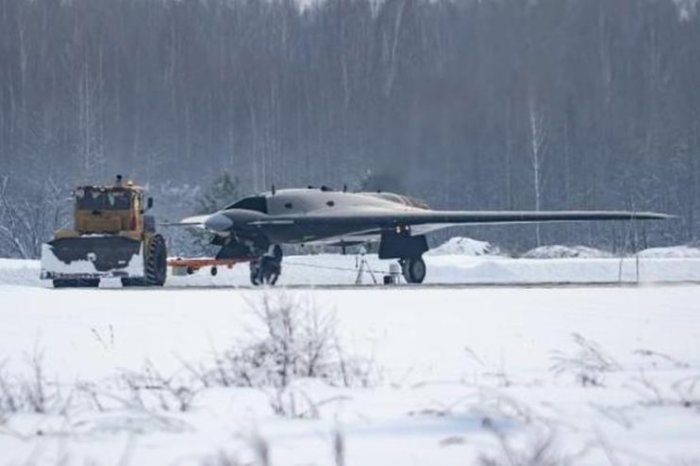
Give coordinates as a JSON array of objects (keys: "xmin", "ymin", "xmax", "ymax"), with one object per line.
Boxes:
[
  {"xmin": 522, "ymin": 244, "xmax": 613, "ymax": 259},
  {"xmin": 0, "ymin": 258, "xmax": 41, "ymax": 287},
  {"xmin": 638, "ymin": 245, "xmax": 700, "ymax": 258},
  {"xmin": 427, "ymin": 236, "xmax": 501, "ymax": 256},
  {"xmin": 523, "ymin": 244, "xmax": 700, "ymax": 260}
]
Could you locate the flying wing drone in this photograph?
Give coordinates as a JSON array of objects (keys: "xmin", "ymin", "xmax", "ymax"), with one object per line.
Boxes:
[{"xmin": 174, "ymin": 187, "xmax": 671, "ymax": 285}]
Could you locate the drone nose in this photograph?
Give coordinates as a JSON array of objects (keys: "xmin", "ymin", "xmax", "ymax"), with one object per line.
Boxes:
[{"xmin": 204, "ymin": 213, "xmax": 233, "ymax": 232}]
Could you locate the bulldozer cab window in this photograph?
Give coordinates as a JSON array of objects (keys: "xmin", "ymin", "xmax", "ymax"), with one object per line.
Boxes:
[{"xmin": 76, "ymin": 189, "xmax": 133, "ymax": 211}]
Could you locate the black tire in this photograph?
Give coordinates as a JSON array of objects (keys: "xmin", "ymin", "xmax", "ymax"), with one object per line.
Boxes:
[
  {"xmin": 401, "ymin": 257, "xmax": 426, "ymax": 284},
  {"xmin": 144, "ymin": 235, "xmax": 167, "ymax": 286},
  {"xmin": 250, "ymin": 259, "xmax": 272, "ymax": 285},
  {"xmin": 123, "ymin": 235, "xmax": 167, "ymax": 287},
  {"xmin": 271, "ymin": 244, "xmax": 283, "ymax": 261},
  {"xmin": 250, "ymin": 260, "xmax": 263, "ymax": 286}
]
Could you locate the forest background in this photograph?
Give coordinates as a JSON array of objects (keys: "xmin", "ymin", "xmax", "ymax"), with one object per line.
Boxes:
[{"xmin": 1, "ymin": 0, "xmax": 699, "ymax": 257}]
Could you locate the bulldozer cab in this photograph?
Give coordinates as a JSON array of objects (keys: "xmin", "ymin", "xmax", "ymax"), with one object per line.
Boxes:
[{"xmin": 74, "ymin": 184, "xmax": 146, "ymax": 234}]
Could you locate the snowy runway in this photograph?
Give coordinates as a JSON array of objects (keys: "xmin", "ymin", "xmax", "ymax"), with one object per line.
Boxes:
[{"xmin": 1, "ymin": 254, "xmax": 699, "ymax": 464}]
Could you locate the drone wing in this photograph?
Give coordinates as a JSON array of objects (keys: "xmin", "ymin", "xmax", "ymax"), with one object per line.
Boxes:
[{"xmin": 258, "ymin": 209, "xmax": 672, "ymax": 231}]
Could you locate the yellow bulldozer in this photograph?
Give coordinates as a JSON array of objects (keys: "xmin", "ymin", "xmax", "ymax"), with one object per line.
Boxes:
[{"xmin": 40, "ymin": 175, "xmax": 167, "ymax": 288}]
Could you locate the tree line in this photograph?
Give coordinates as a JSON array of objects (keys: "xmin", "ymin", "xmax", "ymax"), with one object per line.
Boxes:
[{"xmin": 1, "ymin": 0, "xmax": 699, "ymax": 257}]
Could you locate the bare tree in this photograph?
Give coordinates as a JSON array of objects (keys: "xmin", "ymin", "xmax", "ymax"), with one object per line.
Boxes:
[
  {"xmin": 0, "ymin": 0, "xmax": 696, "ymax": 254},
  {"xmin": 528, "ymin": 91, "xmax": 548, "ymax": 246},
  {"xmin": 0, "ymin": 176, "xmax": 69, "ymax": 259}
]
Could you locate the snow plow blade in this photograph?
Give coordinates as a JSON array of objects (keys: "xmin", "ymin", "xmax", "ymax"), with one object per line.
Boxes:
[{"xmin": 40, "ymin": 236, "xmax": 145, "ymax": 279}]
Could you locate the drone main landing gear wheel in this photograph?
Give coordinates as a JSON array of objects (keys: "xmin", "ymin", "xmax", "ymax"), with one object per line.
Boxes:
[{"xmin": 400, "ymin": 256, "xmax": 426, "ymax": 284}]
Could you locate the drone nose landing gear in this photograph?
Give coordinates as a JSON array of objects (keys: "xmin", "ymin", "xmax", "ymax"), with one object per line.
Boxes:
[{"xmin": 250, "ymin": 244, "xmax": 283, "ymax": 286}]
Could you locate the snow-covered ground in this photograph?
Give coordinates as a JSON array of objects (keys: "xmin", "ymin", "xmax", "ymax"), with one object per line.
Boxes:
[
  {"xmin": 1, "ymin": 247, "xmax": 699, "ymax": 465},
  {"xmin": 5, "ymin": 242, "xmax": 700, "ymax": 288}
]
